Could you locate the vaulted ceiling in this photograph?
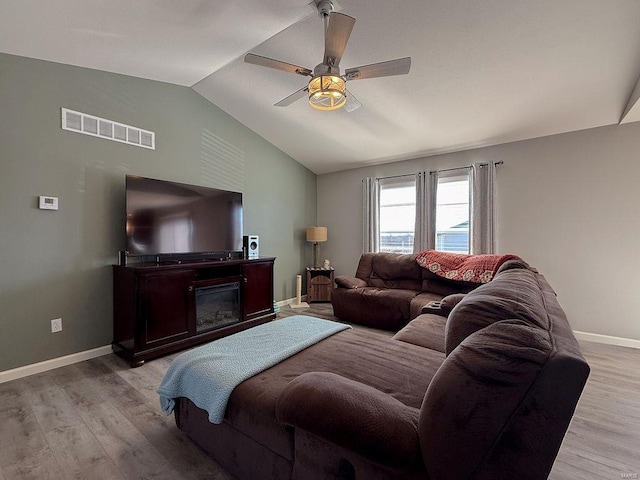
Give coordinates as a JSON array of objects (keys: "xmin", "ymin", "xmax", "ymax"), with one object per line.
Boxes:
[{"xmin": 2, "ymin": 0, "xmax": 640, "ymax": 174}]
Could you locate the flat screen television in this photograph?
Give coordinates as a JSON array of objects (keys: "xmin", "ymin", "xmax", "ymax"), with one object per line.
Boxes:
[{"xmin": 125, "ymin": 175, "xmax": 243, "ymax": 257}]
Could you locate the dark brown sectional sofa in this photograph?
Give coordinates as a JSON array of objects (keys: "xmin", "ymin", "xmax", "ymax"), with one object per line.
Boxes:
[
  {"xmin": 172, "ymin": 256, "xmax": 589, "ymax": 480},
  {"xmin": 331, "ymin": 252, "xmax": 478, "ymax": 330}
]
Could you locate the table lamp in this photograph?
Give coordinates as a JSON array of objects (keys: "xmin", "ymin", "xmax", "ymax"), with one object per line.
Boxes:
[{"xmin": 306, "ymin": 226, "xmax": 327, "ymax": 268}]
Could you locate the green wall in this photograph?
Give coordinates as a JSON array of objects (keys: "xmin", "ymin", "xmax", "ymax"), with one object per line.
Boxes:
[{"xmin": 0, "ymin": 53, "xmax": 317, "ymax": 372}]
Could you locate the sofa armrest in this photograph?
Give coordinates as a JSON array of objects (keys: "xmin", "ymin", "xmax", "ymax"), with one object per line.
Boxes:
[
  {"xmin": 334, "ymin": 275, "xmax": 368, "ymax": 289},
  {"xmin": 440, "ymin": 293, "xmax": 467, "ymax": 315},
  {"xmin": 420, "ymin": 293, "xmax": 467, "ymax": 317},
  {"xmin": 276, "ymin": 372, "xmax": 420, "ymax": 469}
]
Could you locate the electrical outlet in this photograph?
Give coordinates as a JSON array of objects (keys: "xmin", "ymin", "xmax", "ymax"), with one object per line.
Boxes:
[{"xmin": 51, "ymin": 318, "xmax": 62, "ymax": 333}]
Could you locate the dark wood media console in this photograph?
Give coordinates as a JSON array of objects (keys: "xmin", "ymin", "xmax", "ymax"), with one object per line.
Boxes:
[{"xmin": 113, "ymin": 257, "xmax": 276, "ymax": 367}]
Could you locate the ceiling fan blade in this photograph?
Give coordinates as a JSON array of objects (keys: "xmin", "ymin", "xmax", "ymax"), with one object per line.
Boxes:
[
  {"xmin": 323, "ymin": 12, "xmax": 356, "ymax": 67},
  {"xmin": 345, "ymin": 89, "xmax": 361, "ymax": 112},
  {"xmin": 344, "ymin": 57, "xmax": 411, "ymax": 80},
  {"xmin": 274, "ymin": 86, "xmax": 309, "ymax": 107},
  {"xmin": 244, "ymin": 53, "xmax": 312, "ymax": 77}
]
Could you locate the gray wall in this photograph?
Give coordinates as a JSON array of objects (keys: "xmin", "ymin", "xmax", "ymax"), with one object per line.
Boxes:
[
  {"xmin": 0, "ymin": 53, "xmax": 317, "ymax": 371},
  {"xmin": 318, "ymin": 122, "xmax": 640, "ymax": 341}
]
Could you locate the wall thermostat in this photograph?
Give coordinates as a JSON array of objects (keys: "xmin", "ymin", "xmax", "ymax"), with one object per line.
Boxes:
[{"xmin": 39, "ymin": 196, "xmax": 59, "ymax": 210}]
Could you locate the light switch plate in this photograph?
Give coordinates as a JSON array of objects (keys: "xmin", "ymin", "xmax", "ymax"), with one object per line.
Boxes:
[{"xmin": 39, "ymin": 196, "xmax": 59, "ymax": 210}]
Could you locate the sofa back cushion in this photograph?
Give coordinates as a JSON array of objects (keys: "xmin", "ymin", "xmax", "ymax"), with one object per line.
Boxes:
[
  {"xmin": 420, "ymin": 320, "xmax": 551, "ymax": 479},
  {"xmin": 420, "ymin": 319, "xmax": 588, "ymax": 480},
  {"xmin": 356, "ymin": 252, "xmax": 423, "ymax": 291},
  {"xmin": 355, "ymin": 252, "xmax": 479, "ymax": 294},
  {"xmin": 444, "ymin": 264, "xmax": 547, "ymax": 356},
  {"xmin": 420, "ymin": 269, "xmax": 477, "ymax": 296},
  {"xmin": 421, "ymin": 264, "xmax": 590, "ymax": 480}
]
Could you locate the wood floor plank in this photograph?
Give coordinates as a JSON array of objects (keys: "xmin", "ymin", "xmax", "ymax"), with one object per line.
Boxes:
[
  {"xmin": 101, "ymin": 355, "xmax": 165, "ymax": 404},
  {"xmin": 550, "ymin": 458, "xmax": 610, "ymax": 480},
  {"xmin": 0, "ymin": 404, "xmax": 50, "ymax": 466},
  {"xmin": 549, "ymin": 337, "xmax": 640, "ymax": 480},
  {"xmin": 53, "ymin": 365, "xmax": 179, "ymax": 479},
  {"xmin": 19, "ymin": 369, "xmax": 126, "ymax": 480},
  {"xmin": 116, "ymin": 399, "xmax": 232, "ymax": 480},
  {"xmin": 92, "ymin": 355, "xmax": 232, "ymax": 479},
  {"xmin": 22, "ymin": 372, "xmax": 85, "ymax": 434},
  {"xmin": 0, "ymin": 445, "xmax": 66, "ymax": 480},
  {"xmin": 74, "ymin": 358, "xmax": 149, "ymax": 412},
  {"xmin": 59, "ymin": 365, "xmax": 111, "ymax": 405},
  {"xmin": 73, "ymin": 400, "xmax": 181, "ymax": 480},
  {"xmin": 0, "ymin": 377, "xmax": 68, "ymax": 479},
  {"xmin": 0, "ymin": 380, "xmax": 31, "ymax": 413},
  {"xmin": 43, "ymin": 425, "xmax": 124, "ymax": 480},
  {"xmin": 555, "ymin": 428, "xmax": 639, "ymax": 475}
]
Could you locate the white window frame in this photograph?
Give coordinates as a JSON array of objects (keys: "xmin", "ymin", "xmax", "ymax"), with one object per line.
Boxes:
[
  {"xmin": 378, "ymin": 176, "xmax": 416, "ymax": 254},
  {"xmin": 435, "ymin": 171, "xmax": 471, "ymax": 254}
]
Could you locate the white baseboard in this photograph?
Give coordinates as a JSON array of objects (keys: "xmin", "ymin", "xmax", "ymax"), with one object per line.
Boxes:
[
  {"xmin": 276, "ymin": 296, "xmax": 308, "ymax": 308},
  {"xmin": 573, "ymin": 331, "xmax": 640, "ymax": 349},
  {"xmin": 0, "ymin": 345, "xmax": 112, "ymax": 384}
]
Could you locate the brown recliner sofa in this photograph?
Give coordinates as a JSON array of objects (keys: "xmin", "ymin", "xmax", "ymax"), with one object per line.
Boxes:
[
  {"xmin": 331, "ymin": 252, "xmax": 478, "ymax": 330},
  {"xmin": 172, "ymin": 258, "xmax": 590, "ymax": 480}
]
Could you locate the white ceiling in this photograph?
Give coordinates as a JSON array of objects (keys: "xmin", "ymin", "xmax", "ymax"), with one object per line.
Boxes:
[{"xmin": 2, "ymin": 0, "xmax": 640, "ymax": 174}]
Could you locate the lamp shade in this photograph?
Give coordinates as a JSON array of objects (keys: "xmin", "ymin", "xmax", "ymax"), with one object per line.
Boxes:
[{"xmin": 306, "ymin": 226, "xmax": 328, "ymax": 243}]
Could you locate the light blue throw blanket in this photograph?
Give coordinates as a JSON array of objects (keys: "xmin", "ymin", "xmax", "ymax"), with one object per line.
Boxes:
[{"xmin": 157, "ymin": 315, "xmax": 350, "ymax": 424}]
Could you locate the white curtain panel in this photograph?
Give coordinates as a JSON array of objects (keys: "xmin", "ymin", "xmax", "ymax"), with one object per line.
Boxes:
[
  {"xmin": 471, "ymin": 162, "xmax": 497, "ymax": 254},
  {"xmin": 413, "ymin": 171, "xmax": 438, "ymax": 253},
  {"xmin": 362, "ymin": 177, "xmax": 379, "ymax": 253},
  {"xmin": 427, "ymin": 171, "xmax": 438, "ymax": 251}
]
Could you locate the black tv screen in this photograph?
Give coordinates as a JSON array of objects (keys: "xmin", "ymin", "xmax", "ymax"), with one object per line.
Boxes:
[{"xmin": 125, "ymin": 175, "xmax": 243, "ymax": 256}]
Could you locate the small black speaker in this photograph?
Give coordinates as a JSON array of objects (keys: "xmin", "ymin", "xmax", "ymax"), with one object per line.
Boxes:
[{"xmin": 243, "ymin": 235, "xmax": 259, "ymax": 259}]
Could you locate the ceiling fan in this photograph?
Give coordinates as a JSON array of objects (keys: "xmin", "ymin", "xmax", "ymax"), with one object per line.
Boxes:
[{"xmin": 244, "ymin": 0, "xmax": 411, "ymax": 112}]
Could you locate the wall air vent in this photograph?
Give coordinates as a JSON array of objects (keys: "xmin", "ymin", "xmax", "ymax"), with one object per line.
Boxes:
[{"xmin": 61, "ymin": 108, "xmax": 155, "ymax": 150}]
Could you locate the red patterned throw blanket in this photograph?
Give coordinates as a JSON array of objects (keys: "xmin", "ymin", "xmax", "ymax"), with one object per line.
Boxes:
[{"xmin": 415, "ymin": 250, "xmax": 520, "ymax": 284}]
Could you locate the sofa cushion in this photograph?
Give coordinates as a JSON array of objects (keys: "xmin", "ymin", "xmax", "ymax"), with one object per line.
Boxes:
[
  {"xmin": 372, "ymin": 252, "xmax": 423, "ymax": 279},
  {"xmin": 332, "ymin": 287, "xmax": 421, "ymax": 331},
  {"xmin": 354, "ymin": 252, "xmax": 375, "ymax": 280},
  {"xmin": 364, "ymin": 288, "xmax": 421, "ymax": 330},
  {"xmin": 421, "ymin": 268, "xmax": 477, "ymax": 296},
  {"xmin": 419, "ymin": 320, "xmax": 553, "ymax": 480},
  {"xmin": 409, "ymin": 292, "xmax": 444, "ymax": 319},
  {"xmin": 393, "ymin": 314, "xmax": 446, "ymax": 353},
  {"xmin": 355, "ymin": 252, "xmax": 423, "ymax": 291},
  {"xmin": 369, "ymin": 277, "xmax": 423, "ymax": 291},
  {"xmin": 445, "ymin": 265, "xmax": 548, "ymax": 355},
  {"xmin": 276, "ymin": 372, "xmax": 421, "ymax": 470}
]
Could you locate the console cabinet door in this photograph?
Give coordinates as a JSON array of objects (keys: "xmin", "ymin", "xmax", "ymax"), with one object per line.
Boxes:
[
  {"xmin": 307, "ymin": 269, "xmax": 334, "ymax": 302},
  {"xmin": 242, "ymin": 262, "xmax": 274, "ymax": 320},
  {"xmin": 138, "ymin": 269, "xmax": 194, "ymax": 347}
]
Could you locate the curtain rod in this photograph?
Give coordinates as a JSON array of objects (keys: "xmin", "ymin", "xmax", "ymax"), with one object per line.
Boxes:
[
  {"xmin": 371, "ymin": 173, "xmax": 415, "ymax": 181},
  {"xmin": 368, "ymin": 161, "xmax": 504, "ymax": 182},
  {"xmin": 429, "ymin": 165, "xmax": 471, "ymax": 175},
  {"xmin": 430, "ymin": 161, "xmax": 504, "ymax": 175}
]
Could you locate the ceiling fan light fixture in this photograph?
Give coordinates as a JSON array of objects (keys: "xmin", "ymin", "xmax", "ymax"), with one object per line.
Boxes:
[{"xmin": 308, "ymin": 74, "xmax": 346, "ymax": 110}]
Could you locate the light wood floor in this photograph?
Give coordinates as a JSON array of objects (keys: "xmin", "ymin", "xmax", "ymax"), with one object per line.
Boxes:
[{"xmin": 0, "ymin": 304, "xmax": 638, "ymax": 479}]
